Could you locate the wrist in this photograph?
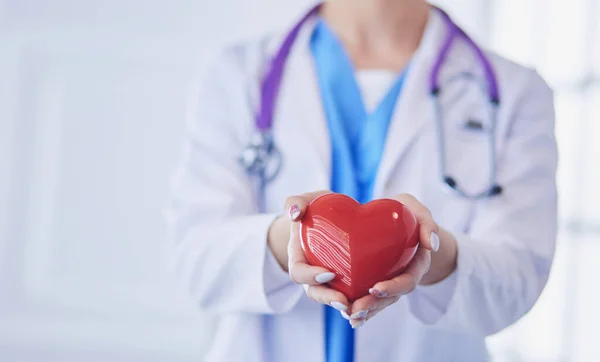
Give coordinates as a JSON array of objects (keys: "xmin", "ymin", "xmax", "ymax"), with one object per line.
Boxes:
[
  {"xmin": 267, "ymin": 215, "xmax": 291, "ymax": 271},
  {"xmin": 420, "ymin": 227, "xmax": 458, "ymax": 285}
]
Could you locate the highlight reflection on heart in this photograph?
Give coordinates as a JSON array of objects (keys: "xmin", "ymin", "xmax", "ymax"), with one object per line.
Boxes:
[
  {"xmin": 300, "ymin": 193, "xmax": 420, "ymax": 301},
  {"xmin": 307, "ymin": 216, "xmax": 352, "ymax": 287}
]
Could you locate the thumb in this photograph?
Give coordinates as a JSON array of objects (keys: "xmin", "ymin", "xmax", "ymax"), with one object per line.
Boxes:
[
  {"xmin": 283, "ymin": 190, "xmax": 331, "ymax": 222},
  {"xmin": 393, "ymin": 193, "xmax": 440, "ymax": 252}
]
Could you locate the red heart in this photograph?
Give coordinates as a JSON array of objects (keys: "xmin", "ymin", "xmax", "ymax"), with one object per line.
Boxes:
[{"xmin": 300, "ymin": 193, "xmax": 420, "ymax": 301}]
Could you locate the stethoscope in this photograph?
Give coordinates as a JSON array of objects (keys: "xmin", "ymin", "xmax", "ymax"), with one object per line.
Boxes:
[{"xmin": 239, "ymin": 4, "xmax": 503, "ymax": 212}]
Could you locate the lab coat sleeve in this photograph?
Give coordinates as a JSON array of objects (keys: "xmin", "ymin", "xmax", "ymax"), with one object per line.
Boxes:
[
  {"xmin": 165, "ymin": 49, "xmax": 304, "ymax": 315},
  {"xmin": 406, "ymin": 70, "xmax": 558, "ymax": 336}
]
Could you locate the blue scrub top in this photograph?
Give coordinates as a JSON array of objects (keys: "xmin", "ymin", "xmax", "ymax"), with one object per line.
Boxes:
[{"xmin": 310, "ymin": 19, "xmax": 410, "ymax": 362}]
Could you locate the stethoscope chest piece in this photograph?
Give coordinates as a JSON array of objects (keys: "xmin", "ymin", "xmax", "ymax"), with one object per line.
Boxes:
[{"xmin": 239, "ymin": 131, "xmax": 282, "ymax": 183}]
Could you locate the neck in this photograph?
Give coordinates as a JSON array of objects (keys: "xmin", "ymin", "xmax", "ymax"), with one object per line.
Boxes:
[{"xmin": 320, "ymin": 0, "xmax": 431, "ymax": 70}]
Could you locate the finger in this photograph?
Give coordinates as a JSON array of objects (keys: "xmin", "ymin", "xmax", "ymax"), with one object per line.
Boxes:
[
  {"xmin": 349, "ymin": 296, "xmax": 399, "ymax": 328},
  {"xmin": 285, "ymin": 190, "xmax": 333, "ymax": 283},
  {"xmin": 362, "ymin": 305, "xmax": 384, "ymax": 322},
  {"xmin": 284, "ymin": 190, "xmax": 331, "ymax": 221},
  {"xmin": 349, "ymin": 294, "xmax": 400, "ymax": 319},
  {"xmin": 304, "ymin": 284, "xmax": 350, "ymax": 310},
  {"xmin": 418, "ymin": 218, "xmax": 440, "ymax": 253},
  {"xmin": 288, "ymin": 222, "xmax": 336, "ymax": 285},
  {"xmin": 350, "ymin": 318, "xmax": 366, "ymax": 329},
  {"xmin": 373, "ymin": 296, "xmax": 399, "ymax": 312},
  {"xmin": 371, "ymin": 247, "xmax": 431, "ymax": 297},
  {"xmin": 348, "ymin": 295, "xmax": 377, "ymax": 320},
  {"xmin": 350, "ymin": 307, "xmax": 380, "ymax": 328},
  {"xmin": 394, "ymin": 193, "xmax": 440, "ymax": 252}
]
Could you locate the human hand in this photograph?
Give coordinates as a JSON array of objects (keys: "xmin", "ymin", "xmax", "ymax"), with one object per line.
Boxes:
[
  {"xmin": 284, "ymin": 191, "xmax": 353, "ymax": 315},
  {"xmin": 344, "ymin": 193, "xmax": 457, "ymax": 329},
  {"xmin": 282, "ymin": 192, "xmax": 457, "ymax": 327}
]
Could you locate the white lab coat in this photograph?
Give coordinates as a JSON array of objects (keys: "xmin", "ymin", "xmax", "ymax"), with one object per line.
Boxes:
[{"xmin": 166, "ymin": 6, "xmax": 558, "ymax": 362}]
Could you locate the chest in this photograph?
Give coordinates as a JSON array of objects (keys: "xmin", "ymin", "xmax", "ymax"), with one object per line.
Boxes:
[
  {"xmin": 266, "ymin": 104, "xmax": 503, "ymax": 233},
  {"xmin": 248, "ymin": 45, "xmax": 512, "ymax": 233}
]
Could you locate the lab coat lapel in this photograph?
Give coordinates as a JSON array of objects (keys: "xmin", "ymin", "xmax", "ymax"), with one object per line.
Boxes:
[
  {"xmin": 271, "ymin": 15, "xmax": 332, "ymax": 192},
  {"xmin": 373, "ymin": 9, "xmax": 474, "ymax": 197}
]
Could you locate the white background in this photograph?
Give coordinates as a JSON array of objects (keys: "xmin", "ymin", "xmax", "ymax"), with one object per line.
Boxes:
[{"xmin": 0, "ymin": 0, "xmax": 598, "ymax": 361}]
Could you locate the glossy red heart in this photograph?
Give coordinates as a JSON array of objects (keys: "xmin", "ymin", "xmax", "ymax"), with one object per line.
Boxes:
[{"xmin": 299, "ymin": 193, "xmax": 420, "ymax": 301}]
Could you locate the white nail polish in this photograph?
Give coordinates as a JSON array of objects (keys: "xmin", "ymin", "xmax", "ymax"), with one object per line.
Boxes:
[
  {"xmin": 340, "ymin": 310, "xmax": 350, "ymax": 320},
  {"xmin": 302, "ymin": 284, "xmax": 309, "ymax": 293},
  {"xmin": 330, "ymin": 301, "xmax": 347, "ymax": 312},
  {"xmin": 369, "ymin": 288, "xmax": 388, "ymax": 298},
  {"xmin": 315, "ymin": 272, "xmax": 336, "ymax": 283},
  {"xmin": 351, "ymin": 320, "xmax": 365, "ymax": 329},
  {"xmin": 350, "ymin": 310, "xmax": 368, "ymax": 319},
  {"xmin": 430, "ymin": 231, "xmax": 440, "ymax": 252},
  {"xmin": 289, "ymin": 204, "xmax": 301, "ymax": 221}
]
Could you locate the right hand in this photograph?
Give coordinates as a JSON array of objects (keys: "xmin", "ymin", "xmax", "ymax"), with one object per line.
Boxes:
[{"xmin": 281, "ymin": 191, "xmax": 352, "ymax": 317}]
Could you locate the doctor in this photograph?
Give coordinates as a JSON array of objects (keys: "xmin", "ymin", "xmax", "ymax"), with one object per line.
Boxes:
[{"xmin": 166, "ymin": 0, "xmax": 558, "ymax": 361}]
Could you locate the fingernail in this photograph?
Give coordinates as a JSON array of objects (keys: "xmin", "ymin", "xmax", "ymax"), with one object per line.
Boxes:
[
  {"xmin": 351, "ymin": 320, "xmax": 365, "ymax": 329},
  {"xmin": 350, "ymin": 310, "xmax": 368, "ymax": 319},
  {"xmin": 430, "ymin": 231, "xmax": 440, "ymax": 252},
  {"xmin": 340, "ymin": 310, "xmax": 350, "ymax": 320},
  {"xmin": 330, "ymin": 301, "xmax": 347, "ymax": 312},
  {"xmin": 302, "ymin": 284, "xmax": 309, "ymax": 292},
  {"xmin": 315, "ymin": 272, "xmax": 336, "ymax": 283},
  {"xmin": 289, "ymin": 204, "xmax": 301, "ymax": 221},
  {"xmin": 369, "ymin": 288, "xmax": 388, "ymax": 298}
]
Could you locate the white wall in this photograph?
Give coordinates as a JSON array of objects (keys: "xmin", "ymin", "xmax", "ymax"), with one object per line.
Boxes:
[{"xmin": 0, "ymin": 0, "xmax": 313, "ymax": 361}]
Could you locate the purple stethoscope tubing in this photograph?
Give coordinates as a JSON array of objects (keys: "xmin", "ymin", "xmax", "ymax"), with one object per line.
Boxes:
[
  {"xmin": 240, "ymin": 4, "xmax": 502, "ymax": 212},
  {"xmin": 430, "ymin": 9, "xmax": 499, "ymax": 103},
  {"xmin": 431, "ymin": 8, "xmax": 502, "ymax": 200}
]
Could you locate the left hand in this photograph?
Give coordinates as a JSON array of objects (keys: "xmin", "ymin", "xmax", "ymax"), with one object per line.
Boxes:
[{"xmin": 344, "ymin": 193, "xmax": 456, "ymax": 329}]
